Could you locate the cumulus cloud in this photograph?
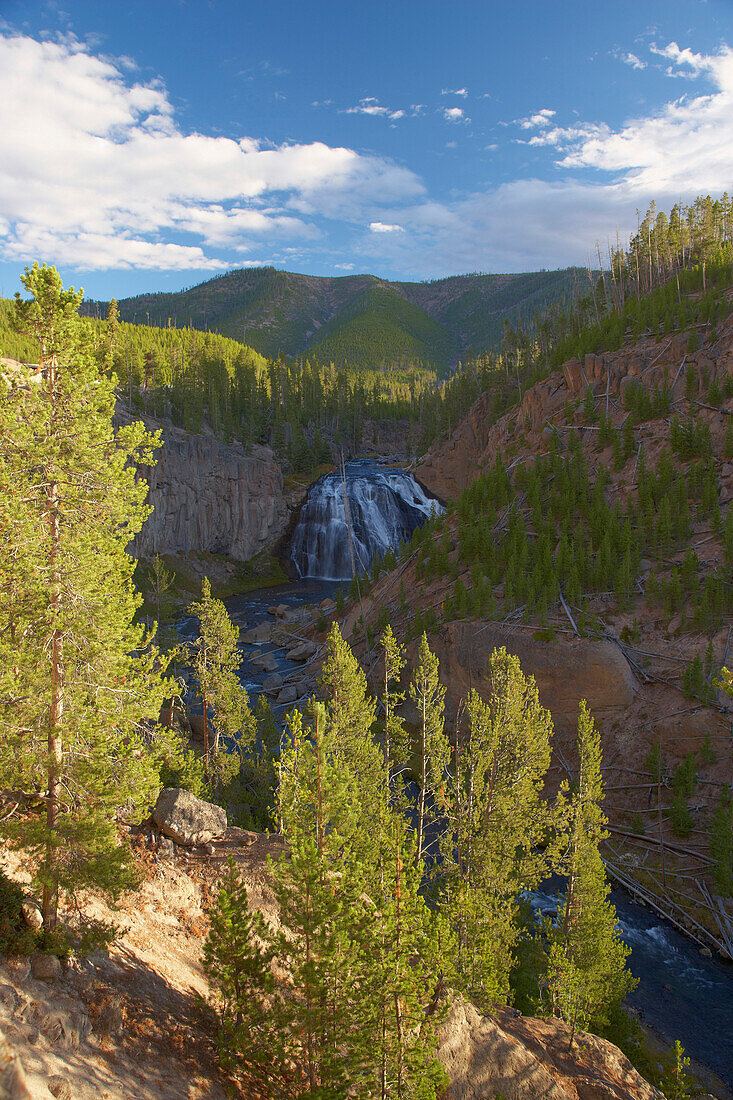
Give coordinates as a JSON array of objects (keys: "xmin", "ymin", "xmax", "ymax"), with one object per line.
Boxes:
[
  {"xmin": 443, "ymin": 106, "xmax": 467, "ymax": 122},
  {"xmin": 0, "ymin": 33, "xmax": 423, "ymax": 270},
  {"xmin": 515, "ymin": 108, "xmax": 556, "ymax": 129},
  {"xmin": 369, "ymin": 222, "xmax": 403, "ymax": 233},
  {"xmin": 441, "ymin": 86, "xmax": 468, "ymax": 97}
]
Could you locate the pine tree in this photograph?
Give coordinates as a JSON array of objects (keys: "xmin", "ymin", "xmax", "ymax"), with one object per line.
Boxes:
[
  {"xmin": 188, "ymin": 578, "xmax": 255, "ymax": 793},
  {"xmin": 547, "ymin": 701, "xmax": 636, "ymax": 1046},
  {"xmin": 318, "ymin": 622, "xmax": 384, "ymax": 845},
  {"xmin": 146, "ymin": 553, "xmax": 178, "ymax": 656},
  {"xmin": 380, "ymin": 624, "xmax": 409, "ymax": 780},
  {"xmin": 0, "ymin": 263, "xmax": 169, "ymax": 932},
  {"xmin": 102, "ymin": 297, "xmax": 120, "ymax": 372},
  {"xmin": 445, "ymin": 649, "xmax": 553, "ymax": 1008},
  {"xmin": 409, "ymin": 633, "xmax": 449, "ymax": 865},
  {"xmin": 362, "ymin": 811, "xmax": 449, "ymax": 1100},
  {"xmin": 660, "ymin": 1040, "xmax": 693, "ymax": 1100},
  {"xmin": 202, "ymin": 857, "xmax": 287, "ymax": 1094},
  {"xmin": 272, "ymin": 701, "xmax": 373, "ymax": 1095}
]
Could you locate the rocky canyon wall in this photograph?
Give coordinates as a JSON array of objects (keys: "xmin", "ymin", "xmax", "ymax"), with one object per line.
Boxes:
[{"xmin": 118, "ymin": 412, "xmax": 289, "ymax": 561}]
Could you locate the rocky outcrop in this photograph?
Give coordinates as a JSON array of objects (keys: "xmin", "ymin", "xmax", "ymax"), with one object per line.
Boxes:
[
  {"xmin": 0, "ymin": 1025, "xmax": 31, "ymax": 1099},
  {"xmin": 429, "ymin": 622, "xmax": 637, "ymax": 726},
  {"xmin": 152, "ymin": 788, "xmax": 227, "ymax": 847},
  {"xmin": 438, "ymin": 999, "xmax": 662, "ymax": 1100},
  {"xmin": 118, "ymin": 412, "xmax": 288, "ymax": 561}
]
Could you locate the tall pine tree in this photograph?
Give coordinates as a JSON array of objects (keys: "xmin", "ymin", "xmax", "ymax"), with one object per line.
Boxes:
[
  {"xmin": 547, "ymin": 701, "xmax": 636, "ymax": 1046},
  {"xmin": 409, "ymin": 633, "xmax": 449, "ymax": 865},
  {"xmin": 0, "ymin": 264, "xmax": 168, "ymax": 931},
  {"xmin": 443, "ymin": 648, "xmax": 553, "ymax": 1008}
]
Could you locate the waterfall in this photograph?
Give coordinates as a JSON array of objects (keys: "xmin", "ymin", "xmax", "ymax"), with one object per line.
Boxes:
[{"xmin": 290, "ymin": 461, "xmax": 442, "ymax": 580}]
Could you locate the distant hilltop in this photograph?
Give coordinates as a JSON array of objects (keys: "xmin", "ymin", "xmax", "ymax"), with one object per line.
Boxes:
[{"xmin": 82, "ymin": 265, "xmax": 587, "ymax": 374}]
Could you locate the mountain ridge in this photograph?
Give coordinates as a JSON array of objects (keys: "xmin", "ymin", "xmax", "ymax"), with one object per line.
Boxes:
[{"xmin": 82, "ymin": 265, "xmax": 587, "ymax": 373}]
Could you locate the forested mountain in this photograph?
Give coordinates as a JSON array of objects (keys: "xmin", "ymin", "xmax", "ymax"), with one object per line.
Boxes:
[{"xmin": 81, "ymin": 265, "xmax": 585, "ymax": 373}]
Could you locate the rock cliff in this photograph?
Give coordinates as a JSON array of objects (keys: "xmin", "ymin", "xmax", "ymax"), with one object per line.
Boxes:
[
  {"xmin": 118, "ymin": 412, "xmax": 289, "ymax": 561},
  {"xmin": 426, "ymin": 622, "xmax": 637, "ymax": 728},
  {"xmin": 439, "ymin": 999, "xmax": 663, "ymax": 1100}
]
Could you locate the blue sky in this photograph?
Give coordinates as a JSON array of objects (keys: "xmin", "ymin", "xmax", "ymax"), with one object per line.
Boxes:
[{"xmin": 0, "ymin": 0, "xmax": 732, "ymax": 298}]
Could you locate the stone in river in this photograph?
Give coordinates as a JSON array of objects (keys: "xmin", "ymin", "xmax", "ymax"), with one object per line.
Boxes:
[{"xmin": 262, "ymin": 673, "xmax": 284, "ymax": 695}]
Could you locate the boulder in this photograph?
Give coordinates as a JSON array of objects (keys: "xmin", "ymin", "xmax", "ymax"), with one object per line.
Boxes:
[
  {"xmin": 319, "ymin": 598, "xmax": 336, "ymax": 612},
  {"xmin": 253, "ymin": 651, "xmax": 278, "ymax": 673},
  {"xmin": 438, "ymin": 999, "xmax": 661, "ymax": 1100},
  {"xmin": 438, "ymin": 999, "xmax": 569, "ymax": 1099},
  {"xmin": 2, "ymin": 958, "xmax": 30, "ymax": 984},
  {"xmin": 275, "ymin": 603, "xmax": 289, "ymax": 618},
  {"xmin": 152, "ymin": 788, "xmax": 227, "ymax": 847},
  {"xmin": 157, "ymin": 835, "xmax": 176, "ymax": 858},
  {"xmin": 225, "ymin": 827, "xmax": 259, "ymax": 846},
  {"xmin": 277, "ymin": 684, "xmax": 298, "ymax": 705},
  {"xmin": 262, "ymin": 672, "xmax": 284, "ymax": 695},
  {"xmin": 20, "ymin": 901, "xmax": 42, "ymax": 931},
  {"xmin": 30, "ymin": 953, "xmax": 62, "ymax": 982},
  {"xmin": 285, "ymin": 641, "xmax": 316, "ymax": 662},
  {"xmin": 48, "ymin": 1078, "xmax": 73, "ymax": 1100},
  {"xmin": 242, "ymin": 622, "xmax": 272, "ymax": 644},
  {"xmin": 0, "ymin": 1025, "xmax": 31, "ymax": 1099}
]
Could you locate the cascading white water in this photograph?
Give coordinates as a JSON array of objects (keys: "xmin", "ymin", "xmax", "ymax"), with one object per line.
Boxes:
[{"xmin": 290, "ymin": 461, "xmax": 442, "ymax": 580}]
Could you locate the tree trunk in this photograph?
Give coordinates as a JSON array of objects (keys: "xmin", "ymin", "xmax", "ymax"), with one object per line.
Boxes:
[
  {"xmin": 44, "ymin": 476, "xmax": 63, "ymax": 932},
  {"xmin": 43, "ymin": 352, "xmax": 63, "ymax": 933}
]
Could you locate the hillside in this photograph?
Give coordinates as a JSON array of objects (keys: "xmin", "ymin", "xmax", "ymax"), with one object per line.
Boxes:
[
  {"xmin": 81, "ymin": 265, "xmax": 585, "ymax": 373},
  {"xmin": 334, "ymin": 284, "xmax": 733, "ymax": 957}
]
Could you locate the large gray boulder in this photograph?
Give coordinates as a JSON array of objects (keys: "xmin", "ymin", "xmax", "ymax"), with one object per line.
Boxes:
[{"xmin": 152, "ymin": 788, "xmax": 227, "ymax": 847}]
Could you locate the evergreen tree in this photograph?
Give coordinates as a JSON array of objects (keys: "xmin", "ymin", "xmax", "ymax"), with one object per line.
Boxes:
[
  {"xmin": 362, "ymin": 811, "xmax": 449, "ymax": 1100},
  {"xmin": 547, "ymin": 701, "xmax": 636, "ymax": 1046},
  {"xmin": 202, "ymin": 858, "xmax": 287, "ymax": 1094},
  {"xmin": 409, "ymin": 633, "xmax": 449, "ymax": 864},
  {"xmin": 660, "ymin": 1040, "xmax": 693, "ymax": 1100},
  {"xmin": 188, "ymin": 578, "xmax": 255, "ymax": 793},
  {"xmin": 102, "ymin": 297, "xmax": 120, "ymax": 372},
  {"xmin": 444, "ymin": 649, "xmax": 553, "ymax": 1008},
  {"xmin": 272, "ymin": 701, "xmax": 375, "ymax": 1095},
  {"xmin": 380, "ymin": 624, "xmax": 409, "ymax": 780},
  {"xmin": 318, "ymin": 622, "xmax": 384, "ymax": 847},
  {"xmin": 0, "ymin": 263, "xmax": 169, "ymax": 932}
]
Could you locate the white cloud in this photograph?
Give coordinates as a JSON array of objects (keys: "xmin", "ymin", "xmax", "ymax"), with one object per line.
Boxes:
[
  {"xmin": 515, "ymin": 108, "xmax": 556, "ymax": 129},
  {"xmin": 443, "ymin": 106, "xmax": 467, "ymax": 122},
  {"xmin": 369, "ymin": 222, "xmax": 404, "ymax": 233},
  {"xmin": 650, "ymin": 40, "xmax": 713, "ymax": 75},
  {"xmin": 617, "ymin": 51, "xmax": 646, "ymax": 70},
  {"xmin": 441, "ymin": 87, "xmax": 468, "ymax": 97},
  {"xmin": 344, "ymin": 97, "xmax": 407, "ymax": 121},
  {"xmin": 0, "ymin": 33, "xmax": 423, "ymax": 270}
]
